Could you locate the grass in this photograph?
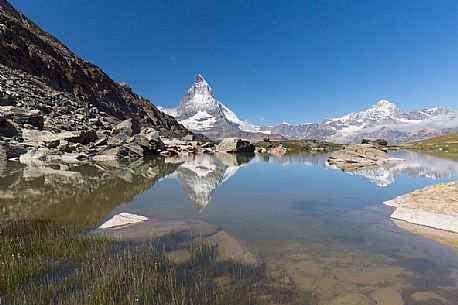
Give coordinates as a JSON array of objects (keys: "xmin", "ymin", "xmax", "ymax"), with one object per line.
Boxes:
[
  {"xmin": 0, "ymin": 220, "xmax": 317, "ymax": 305},
  {"xmin": 401, "ymin": 131, "xmax": 458, "ymax": 154},
  {"xmin": 255, "ymin": 140, "xmax": 341, "ymax": 153}
]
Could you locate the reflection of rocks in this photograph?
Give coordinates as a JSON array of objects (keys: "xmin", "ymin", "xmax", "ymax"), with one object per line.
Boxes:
[
  {"xmin": 93, "ymin": 216, "xmax": 257, "ymax": 265},
  {"xmin": 344, "ymin": 151, "xmax": 458, "ymax": 186},
  {"xmin": 0, "ymin": 158, "xmax": 181, "ymax": 224},
  {"xmin": 384, "ymin": 182, "xmax": 458, "ymax": 232},
  {"xmin": 256, "ymin": 152, "xmax": 330, "ymax": 166},
  {"xmin": 327, "ymin": 144, "xmax": 402, "ymax": 171},
  {"xmin": 171, "ymin": 153, "xmax": 254, "ymax": 211}
]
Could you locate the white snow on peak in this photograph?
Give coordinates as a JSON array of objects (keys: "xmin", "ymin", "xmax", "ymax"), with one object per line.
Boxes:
[{"xmin": 162, "ymin": 74, "xmax": 271, "ymax": 136}]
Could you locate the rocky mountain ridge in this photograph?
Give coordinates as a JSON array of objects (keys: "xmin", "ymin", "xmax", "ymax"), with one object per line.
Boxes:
[
  {"xmin": 164, "ymin": 74, "xmax": 458, "ymax": 144},
  {"xmin": 0, "ymin": 0, "xmax": 203, "ymax": 162}
]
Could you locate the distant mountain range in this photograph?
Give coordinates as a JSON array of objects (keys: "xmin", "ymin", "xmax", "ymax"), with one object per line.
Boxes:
[{"xmin": 162, "ymin": 75, "xmax": 458, "ymax": 144}]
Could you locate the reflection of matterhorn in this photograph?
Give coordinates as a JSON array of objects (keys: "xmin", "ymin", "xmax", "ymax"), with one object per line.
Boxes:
[{"xmin": 170, "ymin": 153, "xmax": 254, "ymax": 211}]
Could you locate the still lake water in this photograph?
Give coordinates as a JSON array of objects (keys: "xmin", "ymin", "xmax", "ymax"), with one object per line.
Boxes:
[{"xmin": 2, "ymin": 151, "xmax": 458, "ymax": 304}]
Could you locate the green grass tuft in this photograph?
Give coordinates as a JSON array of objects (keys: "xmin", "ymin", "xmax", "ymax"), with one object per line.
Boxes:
[{"xmin": 0, "ymin": 220, "xmax": 317, "ymax": 305}]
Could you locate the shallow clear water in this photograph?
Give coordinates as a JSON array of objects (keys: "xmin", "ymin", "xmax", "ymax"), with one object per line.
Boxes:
[{"xmin": 2, "ymin": 151, "xmax": 458, "ymax": 304}]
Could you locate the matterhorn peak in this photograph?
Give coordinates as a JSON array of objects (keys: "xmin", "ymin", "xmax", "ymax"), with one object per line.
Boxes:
[
  {"xmin": 190, "ymin": 73, "xmax": 212, "ymax": 94},
  {"xmin": 196, "ymin": 74, "xmax": 207, "ymax": 83}
]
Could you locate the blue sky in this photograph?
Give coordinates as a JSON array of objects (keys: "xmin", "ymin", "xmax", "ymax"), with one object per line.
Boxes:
[{"xmin": 9, "ymin": 0, "xmax": 458, "ymax": 125}]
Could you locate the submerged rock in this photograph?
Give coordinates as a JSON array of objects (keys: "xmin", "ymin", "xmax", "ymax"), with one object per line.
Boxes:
[{"xmin": 93, "ymin": 216, "xmax": 257, "ymax": 265}]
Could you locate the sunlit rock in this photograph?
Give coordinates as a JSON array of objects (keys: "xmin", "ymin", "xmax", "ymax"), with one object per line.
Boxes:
[{"xmin": 98, "ymin": 212, "xmax": 148, "ymax": 229}]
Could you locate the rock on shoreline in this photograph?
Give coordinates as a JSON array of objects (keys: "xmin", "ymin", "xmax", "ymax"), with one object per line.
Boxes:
[{"xmin": 383, "ymin": 181, "xmax": 458, "ymax": 233}]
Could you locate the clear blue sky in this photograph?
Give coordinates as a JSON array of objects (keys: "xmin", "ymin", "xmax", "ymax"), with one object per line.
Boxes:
[{"xmin": 9, "ymin": 0, "xmax": 458, "ymax": 125}]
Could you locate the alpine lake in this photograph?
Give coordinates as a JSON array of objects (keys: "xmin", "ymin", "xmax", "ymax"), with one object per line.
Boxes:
[{"xmin": 2, "ymin": 150, "xmax": 458, "ymax": 305}]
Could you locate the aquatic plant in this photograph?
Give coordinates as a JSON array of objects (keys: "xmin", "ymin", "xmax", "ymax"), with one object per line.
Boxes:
[{"xmin": 0, "ymin": 220, "xmax": 317, "ymax": 305}]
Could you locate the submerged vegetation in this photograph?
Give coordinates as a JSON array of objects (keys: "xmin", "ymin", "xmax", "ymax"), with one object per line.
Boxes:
[{"xmin": 0, "ymin": 220, "xmax": 316, "ymax": 305}]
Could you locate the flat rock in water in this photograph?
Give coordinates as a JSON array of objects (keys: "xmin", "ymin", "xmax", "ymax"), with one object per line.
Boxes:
[
  {"xmin": 98, "ymin": 212, "xmax": 149, "ymax": 229},
  {"xmin": 327, "ymin": 144, "xmax": 402, "ymax": 171}
]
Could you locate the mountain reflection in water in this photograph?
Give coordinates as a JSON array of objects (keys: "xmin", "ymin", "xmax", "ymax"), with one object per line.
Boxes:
[
  {"xmin": 1, "ymin": 150, "xmax": 458, "ymax": 225},
  {"xmin": 331, "ymin": 150, "xmax": 458, "ymax": 186}
]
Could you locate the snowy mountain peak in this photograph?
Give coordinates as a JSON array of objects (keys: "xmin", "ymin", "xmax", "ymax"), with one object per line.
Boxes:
[
  {"xmin": 161, "ymin": 75, "xmax": 277, "ymax": 140},
  {"xmin": 357, "ymin": 99, "xmax": 401, "ymax": 120},
  {"xmin": 369, "ymin": 99, "xmax": 400, "ymax": 114},
  {"xmin": 196, "ymin": 73, "xmax": 207, "ymax": 84},
  {"xmin": 374, "ymin": 99, "xmax": 395, "ymax": 107},
  {"xmin": 188, "ymin": 74, "xmax": 212, "ymax": 95}
]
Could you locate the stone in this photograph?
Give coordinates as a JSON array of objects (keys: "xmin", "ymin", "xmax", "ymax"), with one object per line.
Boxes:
[
  {"xmin": 383, "ymin": 181, "xmax": 458, "ymax": 233},
  {"xmin": 268, "ymin": 144, "xmax": 286, "ymax": 155},
  {"xmin": 0, "ymin": 116, "xmax": 19, "ymax": 138},
  {"xmin": 131, "ymin": 133, "xmax": 165, "ymax": 155},
  {"xmin": 94, "ymin": 137, "xmax": 108, "ymax": 146},
  {"xmin": 327, "ymin": 144, "xmax": 402, "ymax": 171},
  {"xmin": 98, "ymin": 213, "xmax": 149, "ymax": 229},
  {"xmin": 217, "ymin": 138, "xmax": 255, "ymax": 153},
  {"xmin": 200, "ymin": 142, "xmax": 215, "ymax": 149},
  {"xmin": 0, "ymin": 106, "xmax": 44, "ymax": 129},
  {"xmin": 61, "ymin": 153, "xmax": 88, "ymax": 163},
  {"xmin": 409, "ymin": 291, "xmax": 447, "ymax": 304},
  {"xmin": 22, "ymin": 130, "xmax": 97, "ymax": 145},
  {"xmin": 139, "ymin": 127, "xmax": 160, "ymax": 142},
  {"xmin": 19, "ymin": 149, "xmax": 47, "ymax": 163},
  {"xmin": 111, "ymin": 119, "xmax": 140, "ymax": 137}
]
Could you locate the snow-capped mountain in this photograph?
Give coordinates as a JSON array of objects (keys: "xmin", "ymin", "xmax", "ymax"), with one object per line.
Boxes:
[
  {"xmin": 268, "ymin": 100, "xmax": 458, "ymax": 144},
  {"xmin": 160, "ymin": 75, "xmax": 283, "ymax": 141},
  {"xmin": 161, "ymin": 75, "xmax": 458, "ymax": 144}
]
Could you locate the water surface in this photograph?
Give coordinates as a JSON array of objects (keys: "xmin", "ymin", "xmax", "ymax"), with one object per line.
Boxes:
[{"xmin": 2, "ymin": 151, "xmax": 458, "ymax": 304}]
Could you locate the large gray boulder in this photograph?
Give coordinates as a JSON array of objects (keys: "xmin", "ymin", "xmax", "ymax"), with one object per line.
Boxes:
[
  {"xmin": 111, "ymin": 119, "xmax": 140, "ymax": 137},
  {"xmin": 217, "ymin": 138, "xmax": 255, "ymax": 153}
]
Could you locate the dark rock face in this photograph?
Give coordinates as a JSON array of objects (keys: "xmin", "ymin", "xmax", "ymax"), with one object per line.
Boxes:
[{"xmin": 0, "ymin": 0, "xmax": 192, "ymax": 140}]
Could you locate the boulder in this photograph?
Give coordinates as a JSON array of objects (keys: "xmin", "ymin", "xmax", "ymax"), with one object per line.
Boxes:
[
  {"xmin": 139, "ymin": 127, "xmax": 160, "ymax": 142},
  {"xmin": 327, "ymin": 144, "xmax": 402, "ymax": 171},
  {"xmin": 111, "ymin": 119, "xmax": 140, "ymax": 137},
  {"xmin": 19, "ymin": 149, "xmax": 47, "ymax": 163},
  {"xmin": 217, "ymin": 138, "xmax": 255, "ymax": 153},
  {"xmin": 131, "ymin": 134, "xmax": 165, "ymax": 155},
  {"xmin": 0, "ymin": 106, "xmax": 44, "ymax": 129},
  {"xmin": 3, "ymin": 143, "xmax": 27, "ymax": 160},
  {"xmin": 61, "ymin": 153, "xmax": 88, "ymax": 163},
  {"xmin": 22, "ymin": 130, "xmax": 97, "ymax": 145},
  {"xmin": 0, "ymin": 116, "xmax": 20, "ymax": 138},
  {"xmin": 92, "ymin": 144, "xmax": 144, "ymax": 161}
]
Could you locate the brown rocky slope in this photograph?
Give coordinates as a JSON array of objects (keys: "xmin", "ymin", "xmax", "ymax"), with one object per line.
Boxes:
[{"xmin": 0, "ymin": 0, "xmax": 192, "ymax": 139}]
